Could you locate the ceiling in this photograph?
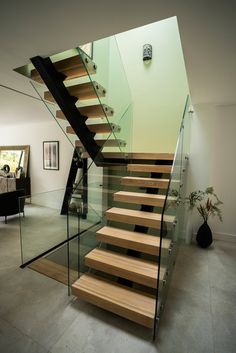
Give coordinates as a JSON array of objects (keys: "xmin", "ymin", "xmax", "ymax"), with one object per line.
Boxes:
[{"xmin": 0, "ymin": 0, "xmax": 235, "ymax": 108}]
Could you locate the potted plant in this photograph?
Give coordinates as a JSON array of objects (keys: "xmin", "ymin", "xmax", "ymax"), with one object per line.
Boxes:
[{"xmin": 185, "ymin": 187, "xmax": 223, "ymax": 248}]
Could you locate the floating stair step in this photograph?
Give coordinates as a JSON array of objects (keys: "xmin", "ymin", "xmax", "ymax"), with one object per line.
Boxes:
[
  {"xmin": 127, "ymin": 164, "xmax": 172, "ymax": 174},
  {"xmin": 121, "ymin": 176, "xmax": 169, "ymax": 189},
  {"xmin": 75, "ymin": 139, "xmax": 126, "ymax": 148},
  {"xmin": 31, "ymin": 55, "xmax": 96, "ymax": 83},
  {"xmin": 114, "ymin": 191, "xmax": 166, "ymax": 207},
  {"xmin": 128, "ymin": 153, "xmax": 174, "ymax": 161},
  {"xmin": 96, "ymin": 226, "xmax": 171, "ymax": 255},
  {"xmin": 85, "ymin": 248, "xmax": 164, "ymax": 288},
  {"xmin": 44, "ymin": 81, "xmax": 106, "ymax": 103},
  {"xmin": 72, "ymin": 273, "xmax": 156, "ymax": 328},
  {"xmin": 56, "ymin": 104, "xmax": 114, "ymax": 120},
  {"xmin": 67, "ymin": 123, "xmax": 120, "ymax": 134},
  {"xmin": 105, "ymin": 207, "xmax": 174, "ymax": 229}
]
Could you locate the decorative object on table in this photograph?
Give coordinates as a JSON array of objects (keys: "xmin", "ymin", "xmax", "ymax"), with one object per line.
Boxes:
[
  {"xmin": 143, "ymin": 44, "xmax": 152, "ymax": 61},
  {"xmin": 185, "ymin": 187, "xmax": 223, "ymax": 248},
  {"xmin": 2, "ymin": 164, "xmax": 10, "ymax": 174},
  {"xmin": 0, "ymin": 145, "xmax": 31, "ymax": 196},
  {"xmin": 43, "ymin": 141, "xmax": 59, "ymax": 170},
  {"xmin": 15, "ymin": 166, "xmax": 23, "ymax": 179}
]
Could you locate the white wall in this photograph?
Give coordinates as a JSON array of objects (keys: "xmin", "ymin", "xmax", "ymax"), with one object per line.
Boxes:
[
  {"xmin": 116, "ymin": 16, "xmax": 189, "ymax": 152},
  {"xmin": 186, "ymin": 104, "xmax": 236, "ymax": 238},
  {"xmin": 0, "ymin": 87, "xmax": 73, "ymax": 195}
]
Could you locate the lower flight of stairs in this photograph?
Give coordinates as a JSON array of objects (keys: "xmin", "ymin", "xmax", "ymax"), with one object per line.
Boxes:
[{"xmin": 72, "ymin": 154, "xmax": 175, "ymax": 328}]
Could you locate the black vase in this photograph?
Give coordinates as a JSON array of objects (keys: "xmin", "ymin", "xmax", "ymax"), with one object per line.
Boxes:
[{"xmin": 196, "ymin": 221, "xmax": 213, "ymax": 248}]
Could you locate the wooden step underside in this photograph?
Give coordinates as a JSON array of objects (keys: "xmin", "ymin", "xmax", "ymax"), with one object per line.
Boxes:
[
  {"xmin": 121, "ymin": 176, "xmax": 169, "ymax": 189},
  {"xmin": 56, "ymin": 104, "xmax": 114, "ymax": 120},
  {"xmin": 72, "ymin": 273, "xmax": 156, "ymax": 328},
  {"xmin": 128, "ymin": 153, "xmax": 174, "ymax": 161},
  {"xmin": 66, "ymin": 123, "xmax": 119, "ymax": 134},
  {"xmin": 44, "ymin": 81, "xmax": 106, "ymax": 102},
  {"xmin": 85, "ymin": 248, "xmax": 164, "ymax": 288},
  {"xmin": 113, "ymin": 191, "xmax": 166, "ymax": 207},
  {"xmin": 31, "ymin": 55, "xmax": 96, "ymax": 83},
  {"xmin": 127, "ymin": 164, "xmax": 172, "ymax": 174},
  {"xmin": 105, "ymin": 207, "xmax": 174, "ymax": 229},
  {"xmin": 96, "ymin": 226, "xmax": 171, "ymax": 255},
  {"xmin": 75, "ymin": 139, "xmax": 126, "ymax": 148}
]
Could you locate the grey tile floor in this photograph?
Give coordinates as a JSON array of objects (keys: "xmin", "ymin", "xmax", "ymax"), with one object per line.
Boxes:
[{"xmin": 0, "ymin": 214, "xmax": 236, "ymax": 353}]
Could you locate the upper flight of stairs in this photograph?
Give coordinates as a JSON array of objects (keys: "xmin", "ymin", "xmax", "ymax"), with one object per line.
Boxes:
[
  {"xmin": 30, "ymin": 53, "xmax": 126, "ymax": 157},
  {"xmin": 72, "ymin": 155, "xmax": 175, "ymax": 328}
]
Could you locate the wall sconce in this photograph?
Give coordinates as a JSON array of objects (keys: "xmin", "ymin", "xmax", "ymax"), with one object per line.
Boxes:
[{"xmin": 143, "ymin": 44, "xmax": 152, "ymax": 62}]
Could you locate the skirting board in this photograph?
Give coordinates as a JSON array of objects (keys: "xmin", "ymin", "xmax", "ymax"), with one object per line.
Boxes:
[
  {"xmin": 191, "ymin": 231, "xmax": 236, "ymax": 243},
  {"xmin": 212, "ymin": 232, "xmax": 236, "ymax": 243},
  {"xmin": 178, "ymin": 228, "xmax": 236, "ymax": 244}
]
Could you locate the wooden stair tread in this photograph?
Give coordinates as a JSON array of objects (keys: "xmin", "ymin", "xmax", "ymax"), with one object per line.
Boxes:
[
  {"xmin": 85, "ymin": 248, "xmax": 164, "ymax": 288},
  {"xmin": 106, "ymin": 207, "xmax": 174, "ymax": 229},
  {"xmin": 114, "ymin": 191, "xmax": 166, "ymax": 207},
  {"xmin": 31, "ymin": 55, "xmax": 96, "ymax": 83},
  {"xmin": 56, "ymin": 104, "xmax": 114, "ymax": 119},
  {"xmin": 44, "ymin": 81, "xmax": 106, "ymax": 102},
  {"xmin": 128, "ymin": 153, "xmax": 174, "ymax": 160},
  {"xmin": 99, "ymin": 152, "xmax": 174, "ymax": 160},
  {"xmin": 66, "ymin": 123, "xmax": 118, "ymax": 134},
  {"xmin": 127, "ymin": 164, "xmax": 172, "ymax": 173},
  {"xmin": 121, "ymin": 176, "xmax": 169, "ymax": 189},
  {"xmin": 72, "ymin": 273, "xmax": 155, "ymax": 327},
  {"xmin": 96, "ymin": 226, "xmax": 171, "ymax": 255},
  {"xmin": 75, "ymin": 139, "xmax": 126, "ymax": 148}
]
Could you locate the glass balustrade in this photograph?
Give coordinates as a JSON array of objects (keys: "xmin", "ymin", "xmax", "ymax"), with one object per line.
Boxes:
[
  {"xmin": 19, "ymin": 188, "xmax": 68, "ymax": 266},
  {"xmin": 153, "ymin": 95, "xmax": 192, "ymax": 337}
]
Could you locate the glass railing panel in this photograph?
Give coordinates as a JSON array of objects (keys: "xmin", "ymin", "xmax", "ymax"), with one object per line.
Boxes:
[
  {"xmin": 69, "ymin": 161, "xmax": 129, "ymax": 219},
  {"xmin": 19, "ymin": 188, "xmax": 68, "ymax": 265},
  {"xmin": 78, "ymin": 36, "xmax": 132, "ymax": 122},
  {"xmin": 154, "ymin": 96, "xmax": 190, "ymax": 334},
  {"xmin": 179, "ymin": 96, "xmax": 192, "ymax": 243},
  {"xmin": 30, "ymin": 241, "xmax": 70, "ymax": 286},
  {"xmin": 77, "ymin": 35, "xmax": 132, "ymax": 155},
  {"xmin": 67, "ymin": 202, "xmax": 103, "ymax": 287},
  {"xmin": 182, "ymin": 95, "xmax": 192, "ymax": 160}
]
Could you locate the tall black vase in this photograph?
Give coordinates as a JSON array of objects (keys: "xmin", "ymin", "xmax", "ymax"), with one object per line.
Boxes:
[{"xmin": 196, "ymin": 221, "xmax": 213, "ymax": 248}]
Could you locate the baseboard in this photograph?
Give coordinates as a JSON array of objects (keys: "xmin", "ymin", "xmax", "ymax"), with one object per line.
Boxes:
[
  {"xmin": 190, "ymin": 231, "xmax": 236, "ymax": 243},
  {"xmin": 212, "ymin": 232, "xmax": 236, "ymax": 243}
]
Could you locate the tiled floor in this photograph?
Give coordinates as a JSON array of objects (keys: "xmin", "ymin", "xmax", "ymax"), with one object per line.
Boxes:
[{"xmin": 0, "ymin": 214, "xmax": 235, "ymax": 353}]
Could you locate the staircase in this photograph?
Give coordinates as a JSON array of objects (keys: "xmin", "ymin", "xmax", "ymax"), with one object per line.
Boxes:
[
  {"xmin": 16, "ymin": 47, "xmax": 188, "ymax": 338},
  {"xmin": 72, "ymin": 154, "xmax": 175, "ymax": 328}
]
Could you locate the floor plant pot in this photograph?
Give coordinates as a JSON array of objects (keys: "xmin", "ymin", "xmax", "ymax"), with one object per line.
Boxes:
[{"xmin": 196, "ymin": 221, "xmax": 212, "ymax": 248}]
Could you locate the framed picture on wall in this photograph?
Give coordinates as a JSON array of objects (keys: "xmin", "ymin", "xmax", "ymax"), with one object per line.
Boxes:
[{"xmin": 43, "ymin": 141, "xmax": 59, "ymax": 170}]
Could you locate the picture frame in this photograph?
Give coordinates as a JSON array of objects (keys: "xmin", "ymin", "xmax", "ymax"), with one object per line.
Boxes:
[
  {"xmin": 43, "ymin": 141, "xmax": 59, "ymax": 170},
  {"xmin": 79, "ymin": 42, "xmax": 93, "ymax": 59}
]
